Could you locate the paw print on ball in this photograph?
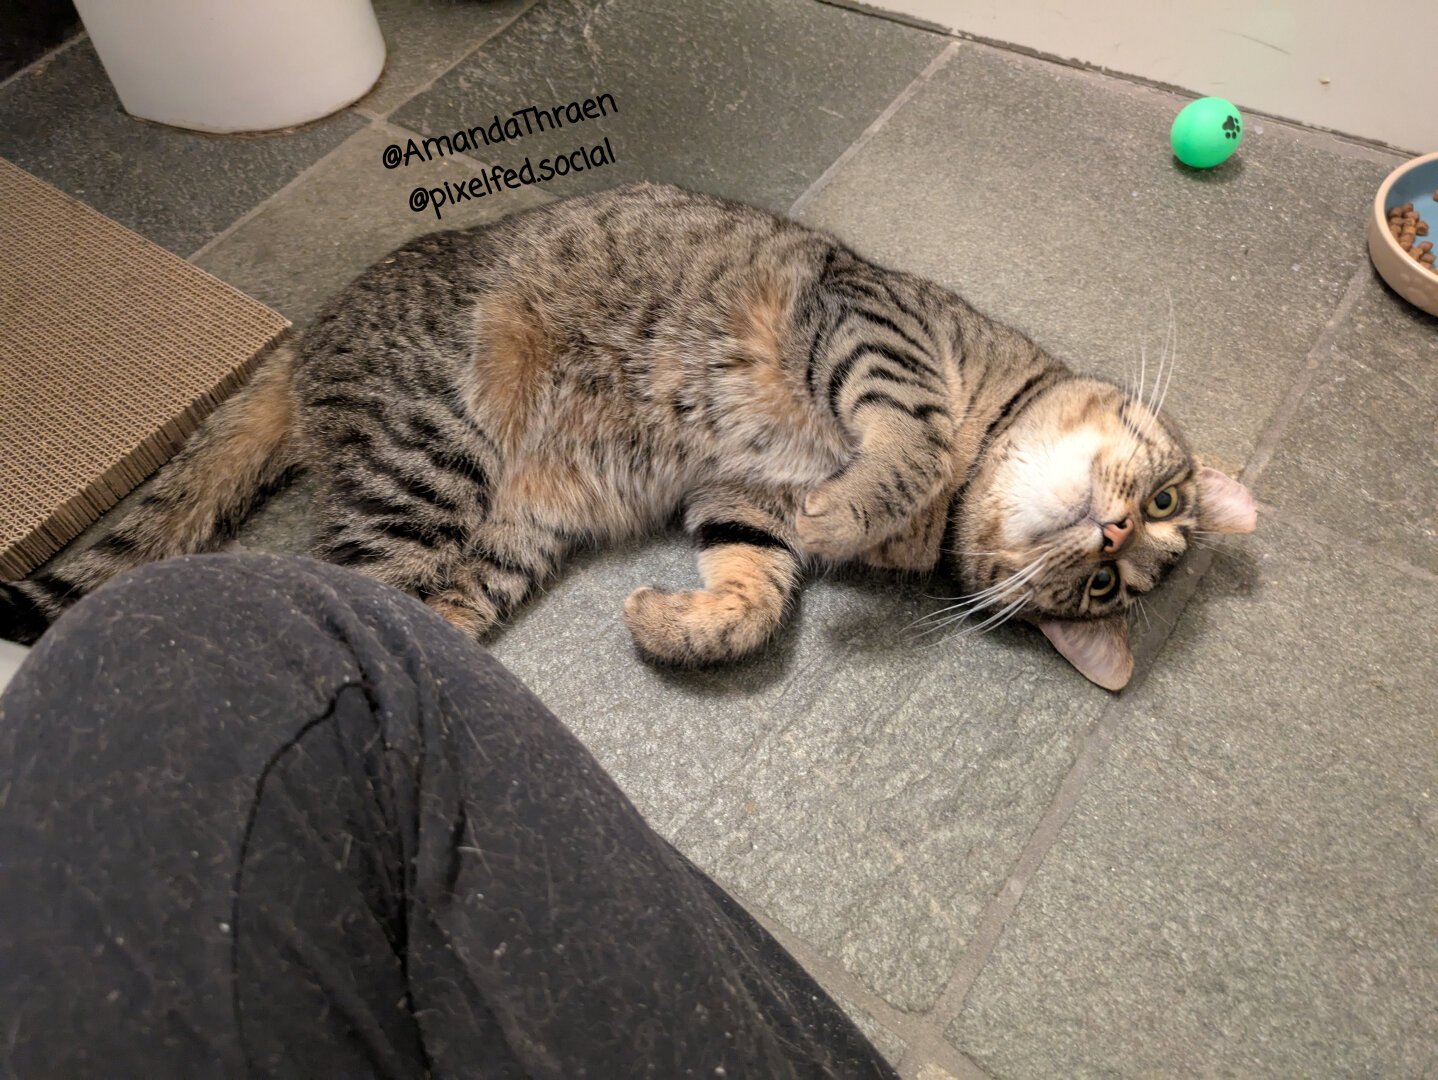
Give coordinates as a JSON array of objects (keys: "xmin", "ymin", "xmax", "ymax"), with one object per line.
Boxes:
[{"xmin": 1222, "ymin": 114, "xmax": 1241, "ymax": 140}]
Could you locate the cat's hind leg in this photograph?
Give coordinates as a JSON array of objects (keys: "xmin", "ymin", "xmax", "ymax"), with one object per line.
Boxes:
[
  {"xmin": 316, "ymin": 485, "xmax": 567, "ymax": 640},
  {"xmin": 428, "ymin": 511, "xmax": 569, "ymax": 637},
  {"xmin": 307, "ymin": 394, "xmax": 526, "ymax": 639},
  {"xmin": 625, "ymin": 487, "xmax": 803, "ymax": 666}
]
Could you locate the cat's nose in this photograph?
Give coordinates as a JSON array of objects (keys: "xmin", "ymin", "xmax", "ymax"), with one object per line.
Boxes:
[{"xmin": 1101, "ymin": 516, "xmax": 1134, "ymax": 553}]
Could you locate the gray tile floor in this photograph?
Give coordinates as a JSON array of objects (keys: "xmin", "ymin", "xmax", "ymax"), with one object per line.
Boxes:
[{"xmin": 3, "ymin": 1, "xmax": 1434, "ymax": 1076}]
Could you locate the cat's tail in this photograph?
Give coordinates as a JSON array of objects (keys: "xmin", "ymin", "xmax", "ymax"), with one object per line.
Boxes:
[{"xmin": 1, "ymin": 339, "xmax": 300, "ymax": 644}]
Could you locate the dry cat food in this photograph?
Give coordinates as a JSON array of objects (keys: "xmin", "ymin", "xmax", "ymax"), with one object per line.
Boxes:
[{"xmin": 1386, "ymin": 202, "xmax": 1438, "ymax": 273}]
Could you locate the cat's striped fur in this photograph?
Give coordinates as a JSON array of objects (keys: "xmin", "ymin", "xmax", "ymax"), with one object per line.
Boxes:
[{"xmin": 1, "ymin": 183, "xmax": 1254, "ymax": 688}]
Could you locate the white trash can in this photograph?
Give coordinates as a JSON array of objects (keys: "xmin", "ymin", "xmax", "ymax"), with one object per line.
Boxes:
[{"xmin": 74, "ymin": 0, "xmax": 385, "ymax": 134}]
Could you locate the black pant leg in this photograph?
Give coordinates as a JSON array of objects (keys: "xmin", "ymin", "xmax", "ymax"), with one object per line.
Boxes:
[
  {"xmin": 0, "ymin": 553, "xmax": 895, "ymax": 1079},
  {"xmin": 0, "ymin": 555, "xmax": 433, "ymax": 1077}
]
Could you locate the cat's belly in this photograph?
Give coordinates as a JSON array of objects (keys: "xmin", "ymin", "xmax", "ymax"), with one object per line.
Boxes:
[
  {"xmin": 698, "ymin": 378, "xmax": 851, "ymax": 494},
  {"xmin": 698, "ymin": 402, "xmax": 851, "ymax": 494},
  {"xmin": 706, "ymin": 432, "xmax": 845, "ymax": 492}
]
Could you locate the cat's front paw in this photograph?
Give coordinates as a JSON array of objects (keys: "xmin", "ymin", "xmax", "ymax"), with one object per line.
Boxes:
[
  {"xmin": 795, "ymin": 487, "xmax": 872, "ymax": 561},
  {"xmin": 624, "ymin": 586, "xmax": 695, "ymax": 664},
  {"xmin": 623, "ymin": 585, "xmax": 778, "ymax": 666},
  {"xmin": 859, "ymin": 489, "xmax": 949, "ymax": 573}
]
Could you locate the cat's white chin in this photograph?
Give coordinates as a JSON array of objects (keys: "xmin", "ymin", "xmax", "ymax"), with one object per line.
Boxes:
[{"xmin": 997, "ymin": 428, "xmax": 1104, "ymax": 546}]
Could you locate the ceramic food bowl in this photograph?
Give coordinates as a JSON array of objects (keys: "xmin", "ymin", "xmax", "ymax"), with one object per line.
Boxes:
[{"xmin": 1368, "ymin": 150, "xmax": 1438, "ymax": 317}]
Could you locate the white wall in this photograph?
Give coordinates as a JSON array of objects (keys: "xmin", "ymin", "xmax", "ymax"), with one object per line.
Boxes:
[{"xmin": 854, "ymin": 0, "xmax": 1434, "ymax": 152}]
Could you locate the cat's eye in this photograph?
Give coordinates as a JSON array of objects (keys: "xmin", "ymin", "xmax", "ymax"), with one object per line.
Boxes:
[
  {"xmin": 1145, "ymin": 486, "xmax": 1180, "ymax": 520},
  {"xmin": 1088, "ymin": 564, "xmax": 1120, "ymax": 601}
]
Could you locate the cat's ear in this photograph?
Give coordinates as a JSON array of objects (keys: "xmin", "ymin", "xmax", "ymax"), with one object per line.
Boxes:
[
  {"xmin": 1195, "ymin": 466, "xmax": 1257, "ymax": 534},
  {"xmin": 1039, "ymin": 617, "xmax": 1133, "ymax": 691}
]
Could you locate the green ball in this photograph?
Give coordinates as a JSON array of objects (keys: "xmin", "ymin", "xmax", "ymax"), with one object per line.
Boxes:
[{"xmin": 1170, "ymin": 97, "xmax": 1243, "ymax": 169}]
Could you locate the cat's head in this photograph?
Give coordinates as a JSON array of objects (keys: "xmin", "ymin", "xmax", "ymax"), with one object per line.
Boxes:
[{"xmin": 947, "ymin": 376, "xmax": 1255, "ymax": 691}]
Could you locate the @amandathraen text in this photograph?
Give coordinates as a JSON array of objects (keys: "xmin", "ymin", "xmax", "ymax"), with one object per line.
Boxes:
[{"xmin": 381, "ymin": 92, "xmax": 619, "ymax": 169}]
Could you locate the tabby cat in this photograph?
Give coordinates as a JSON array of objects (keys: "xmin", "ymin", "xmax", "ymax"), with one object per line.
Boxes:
[{"xmin": 0, "ymin": 183, "xmax": 1255, "ymax": 690}]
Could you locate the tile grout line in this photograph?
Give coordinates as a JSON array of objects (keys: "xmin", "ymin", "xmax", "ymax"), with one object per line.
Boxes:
[
  {"xmin": 368, "ymin": 115, "xmax": 433, "ymax": 144},
  {"xmin": 366, "ymin": 0, "xmax": 544, "ymax": 123},
  {"xmin": 919, "ymin": 261, "xmax": 1375, "ymax": 1038},
  {"xmin": 819, "ymin": 0, "xmax": 1415, "ymax": 161},
  {"xmin": 725, "ymin": 882, "xmax": 993, "ymax": 1080},
  {"xmin": 185, "ymin": 123, "xmax": 375, "ymax": 263},
  {"xmin": 186, "ymin": 108, "xmax": 544, "ymax": 268},
  {"xmin": 773, "ymin": 9, "xmax": 1380, "ymax": 1063},
  {"xmin": 788, "ymin": 39, "xmax": 962, "ymax": 219},
  {"xmin": 12, "ymin": 2, "xmax": 534, "ymax": 265},
  {"xmin": 924, "ymin": 544, "xmax": 1217, "ymax": 1032},
  {"xmin": 962, "ymin": 36, "xmax": 1412, "ymax": 162},
  {"xmin": 1239, "ymin": 264, "xmax": 1371, "ymax": 484},
  {"xmin": 0, "ymin": 29, "xmax": 89, "ymax": 94},
  {"xmin": 777, "ymin": 24, "xmax": 1373, "ymax": 1047},
  {"xmin": 367, "ymin": 114, "xmax": 515, "ymax": 192},
  {"xmin": 187, "ymin": 0, "xmax": 542, "ymax": 265}
]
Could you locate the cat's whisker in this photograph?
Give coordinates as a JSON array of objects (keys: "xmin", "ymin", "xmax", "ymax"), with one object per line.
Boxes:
[
  {"xmin": 1151, "ymin": 346, "xmax": 1177, "ymax": 424},
  {"xmin": 1124, "ymin": 303, "xmax": 1176, "ymax": 448},
  {"xmin": 1142, "ymin": 597, "xmax": 1174, "ymax": 630},
  {"xmin": 964, "ymin": 559, "xmax": 1047, "ymax": 604},
  {"xmin": 914, "ymin": 553, "xmax": 1049, "ymax": 619},
  {"xmin": 911, "ymin": 600, "xmax": 1000, "ymax": 634},
  {"xmin": 1186, "ymin": 529, "xmax": 1232, "ymax": 549},
  {"xmin": 920, "ymin": 557, "xmax": 1046, "ymax": 615},
  {"xmin": 1124, "ymin": 337, "xmax": 1143, "ymax": 400},
  {"xmin": 1139, "ymin": 364, "xmax": 1165, "ymax": 445},
  {"xmin": 910, "ymin": 604, "xmax": 988, "ymax": 636},
  {"xmin": 1146, "ymin": 303, "xmax": 1168, "ymax": 416},
  {"xmin": 917, "ymin": 594, "xmax": 1026, "ymax": 645},
  {"xmin": 918, "ymin": 566, "xmax": 1005, "ymax": 603},
  {"xmin": 911, "ymin": 591, "xmax": 1023, "ymax": 635},
  {"xmin": 947, "ymin": 592, "xmax": 1031, "ymax": 641},
  {"xmin": 911, "ymin": 618, "xmax": 965, "ymax": 640},
  {"xmin": 908, "ymin": 553, "xmax": 1050, "ymax": 637},
  {"xmin": 923, "ymin": 549, "xmax": 1008, "ymax": 585},
  {"xmin": 1121, "ymin": 343, "xmax": 1164, "ymax": 467},
  {"xmin": 914, "ymin": 592, "xmax": 1018, "ymax": 632},
  {"xmin": 1136, "ymin": 339, "xmax": 1148, "ymax": 408},
  {"xmin": 1148, "ymin": 293, "xmax": 1179, "ymax": 424}
]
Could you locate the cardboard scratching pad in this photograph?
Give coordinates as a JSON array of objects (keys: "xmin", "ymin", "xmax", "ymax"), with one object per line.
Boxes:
[{"xmin": 0, "ymin": 158, "xmax": 289, "ymax": 580}]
